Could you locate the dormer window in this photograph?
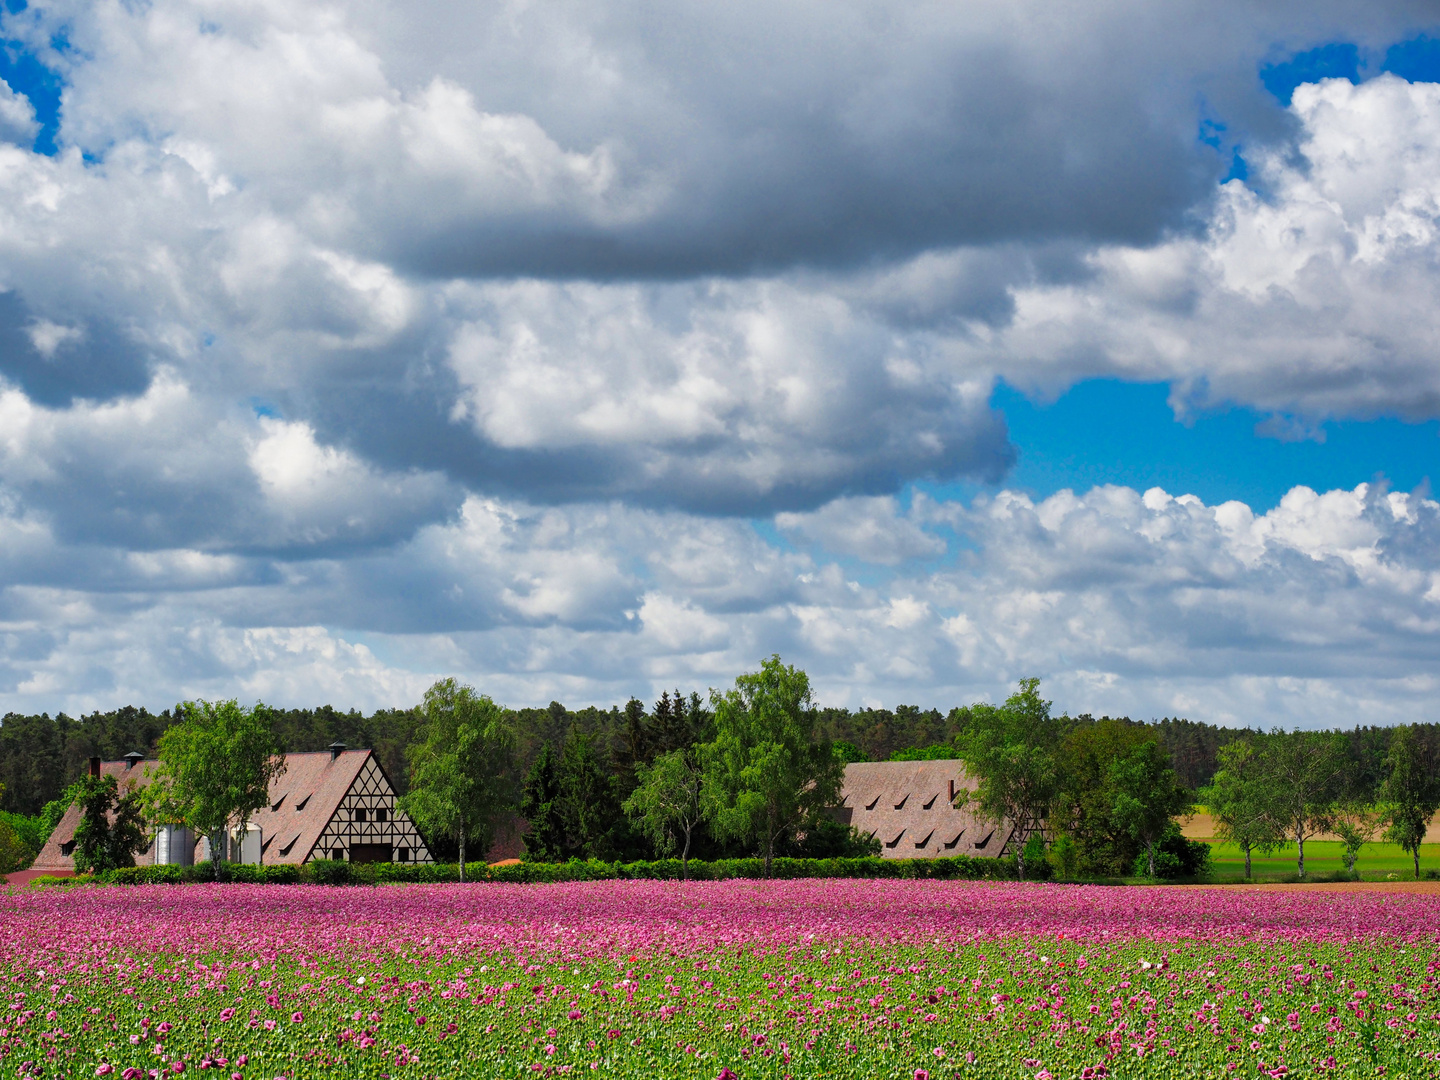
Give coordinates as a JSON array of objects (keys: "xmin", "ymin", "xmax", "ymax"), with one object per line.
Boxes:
[
  {"xmin": 61, "ymin": 840, "xmax": 76, "ymax": 856},
  {"xmin": 270, "ymin": 793, "xmax": 286, "ymax": 812},
  {"xmin": 294, "ymin": 794, "xmax": 310, "ymax": 812}
]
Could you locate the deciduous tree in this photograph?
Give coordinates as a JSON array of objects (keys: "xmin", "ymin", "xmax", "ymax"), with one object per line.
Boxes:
[
  {"xmin": 700, "ymin": 656, "xmax": 842, "ymax": 876},
  {"xmin": 1200, "ymin": 739, "xmax": 1285, "ymax": 879},
  {"xmin": 1379, "ymin": 724, "xmax": 1440, "ymax": 879},
  {"xmin": 148, "ymin": 700, "xmax": 286, "ymax": 880},
  {"xmin": 623, "ymin": 749, "xmax": 704, "ymax": 877},
  {"xmin": 955, "ymin": 678, "xmax": 1064, "ymax": 880},
  {"xmin": 1108, "ymin": 737, "xmax": 1193, "ymax": 877},
  {"xmin": 1257, "ymin": 730, "xmax": 1345, "ymax": 879},
  {"xmin": 401, "ymin": 679, "xmax": 517, "ymax": 881}
]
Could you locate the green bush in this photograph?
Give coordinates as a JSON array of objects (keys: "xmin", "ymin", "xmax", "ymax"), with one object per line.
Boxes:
[
  {"xmin": 1048, "ymin": 833, "xmax": 1081, "ymax": 879},
  {"xmin": 1132, "ymin": 824, "xmax": 1211, "ymax": 880},
  {"xmin": 62, "ymin": 852, "xmax": 1039, "ymax": 886}
]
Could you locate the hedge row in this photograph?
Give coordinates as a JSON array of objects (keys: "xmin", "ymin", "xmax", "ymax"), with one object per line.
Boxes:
[{"xmin": 32, "ymin": 853, "xmax": 1041, "ymax": 887}]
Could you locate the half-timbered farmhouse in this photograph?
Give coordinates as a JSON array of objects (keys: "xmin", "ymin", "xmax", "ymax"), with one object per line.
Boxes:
[
  {"xmin": 833, "ymin": 759, "xmax": 1017, "ymax": 859},
  {"xmin": 31, "ymin": 743, "xmax": 432, "ymax": 873}
]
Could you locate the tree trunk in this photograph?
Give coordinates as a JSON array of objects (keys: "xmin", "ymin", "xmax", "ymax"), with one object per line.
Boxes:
[
  {"xmin": 1015, "ymin": 832, "xmax": 1025, "ymax": 881},
  {"xmin": 1296, "ymin": 831, "xmax": 1305, "ymax": 879},
  {"xmin": 1416, "ymin": 846, "xmax": 1421, "ymax": 880},
  {"xmin": 211, "ymin": 830, "xmax": 223, "ymax": 882},
  {"xmin": 681, "ymin": 825, "xmax": 691, "ymax": 881},
  {"xmin": 1146, "ymin": 838, "xmax": 1156, "ymax": 878},
  {"xmin": 1243, "ymin": 843, "xmax": 1252, "ymax": 879},
  {"xmin": 459, "ymin": 826, "xmax": 467, "ymax": 883}
]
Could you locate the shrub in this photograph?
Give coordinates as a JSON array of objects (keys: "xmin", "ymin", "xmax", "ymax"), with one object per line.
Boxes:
[
  {"xmin": 1049, "ymin": 833, "xmax": 1081, "ymax": 879},
  {"xmin": 1133, "ymin": 823, "xmax": 1211, "ymax": 880}
]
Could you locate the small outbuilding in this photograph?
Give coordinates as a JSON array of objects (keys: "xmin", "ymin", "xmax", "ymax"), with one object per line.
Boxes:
[
  {"xmin": 30, "ymin": 744, "xmax": 432, "ymax": 873},
  {"xmin": 834, "ymin": 759, "xmax": 1016, "ymax": 859}
]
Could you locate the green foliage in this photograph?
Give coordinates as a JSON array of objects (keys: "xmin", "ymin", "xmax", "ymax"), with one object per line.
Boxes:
[
  {"xmin": 1132, "ymin": 822, "xmax": 1211, "ymax": 879},
  {"xmin": 0, "ymin": 818, "xmax": 31, "ymax": 874},
  {"xmin": 0, "ymin": 808, "xmax": 48, "ymax": 856},
  {"xmin": 400, "ymin": 678, "xmax": 517, "ymax": 880},
  {"xmin": 1022, "ymin": 831, "xmax": 1046, "ymax": 872},
  {"xmin": 887, "ymin": 743, "xmax": 957, "ymax": 761},
  {"xmin": 149, "ymin": 699, "xmax": 287, "ymax": 879},
  {"xmin": 954, "ymin": 678, "xmax": 1065, "ymax": 881},
  {"xmin": 782, "ymin": 816, "xmax": 882, "ymax": 859},
  {"xmin": 520, "ymin": 743, "xmax": 565, "ymax": 860},
  {"xmin": 79, "ymin": 853, "xmax": 1026, "ymax": 886},
  {"xmin": 1052, "ymin": 718, "xmax": 1158, "ymax": 876},
  {"xmin": 558, "ymin": 731, "xmax": 622, "ymax": 859},
  {"xmin": 1329, "ymin": 803, "xmax": 1381, "ymax": 873},
  {"xmin": 1108, "ymin": 737, "xmax": 1193, "ymax": 877},
  {"xmin": 1048, "ymin": 832, "xmax": 1080, "ymax": 879},
  {"xmin": 1379, "ymin": 724, "xmax": 1440, "ymax": 879},
  {"xmin": 70, "ymin": 773, "xmax": 148, "ymax": 874},
  {"xmin": 1257, "ymin": 729, "xmax": 1346, "ymax": 878},
  {"xmin": 623, "ymin": 749, "xmax": 704, "ymax": 875},
  {"xmin": 1201, "ymin": 738, "xmax": 1286, "ymax": 878},
  {"xmin": 700, "ymin": 656, "xmax": 844, "ymax": 875},
  {"xmin": 832, "ymin": 740, "xmax": 866, "ymax": 763},
  {"xmin": 813, "ymin": 704, "xmax": 962, "ymax": 763}
]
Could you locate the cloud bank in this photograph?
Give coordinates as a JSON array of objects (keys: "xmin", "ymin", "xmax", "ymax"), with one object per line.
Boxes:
[{"xmin": 0, "ymin": 0, "xmax": 1436, "ymax": 724}]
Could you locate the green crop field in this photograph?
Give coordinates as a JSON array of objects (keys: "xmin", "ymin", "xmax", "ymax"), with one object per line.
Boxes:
[{"xmin": 1200, "ymin": 839, "xmax": 1440, "ymax": 881}]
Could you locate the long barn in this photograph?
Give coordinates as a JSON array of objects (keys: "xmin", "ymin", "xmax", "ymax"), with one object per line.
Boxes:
[
  {"xmin": 31, "ymin": 743, "xmax": 432, "ymax": 873},
  {"xmin": 833, "ymin": 759, "xmax": 1018, "ymax": 859}
]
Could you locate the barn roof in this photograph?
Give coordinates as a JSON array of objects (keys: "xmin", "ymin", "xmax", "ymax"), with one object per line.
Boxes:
[
  {"xmin": 249, "ymin": 750, "xmax": 371, "ymax": 864},
  {"xmin": 836, "ymin": 759, "xmax": 1015, "ymax": 859},
  {"xmin": 31, "ymin": 756, "xmax": 162, "ymax": 872},
  {"xmin": 31, "ymin": 748, "xmax": 382, "ymax": 870}
]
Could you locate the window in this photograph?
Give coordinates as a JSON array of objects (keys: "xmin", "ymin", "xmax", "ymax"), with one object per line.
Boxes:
[
  {"xmin": 354, "ymin": 808, "xmax": 367, "ymax": 823},
  {"xmin": 332, "ymin": 848, "xmax": 344, "ymax": 860},
  {"xmin": 397, "ymin": 847, "xmax": 410, "ymax": 862},
  {"xmin": 61, "ymin": 840, "xmax": 76, "ymax": 856},
  {"xmin": 375, "ymin": 808, "xmax": 389, "ymax": 823}
]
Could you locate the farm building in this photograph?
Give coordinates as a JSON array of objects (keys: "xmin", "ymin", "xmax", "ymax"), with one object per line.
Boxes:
[
  {"xmin": 834, "ymin": 759, "xmax": 1017, "ymax": 859},
  {"xmin": 31, "ymin": 743, "xmax": 432, "ymax": 873}
]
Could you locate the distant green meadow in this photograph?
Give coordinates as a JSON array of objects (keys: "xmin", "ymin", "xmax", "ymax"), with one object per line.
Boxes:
[{"xmin": 1198, "ymin": 840, "xmax": 1440, "ymax": 881}]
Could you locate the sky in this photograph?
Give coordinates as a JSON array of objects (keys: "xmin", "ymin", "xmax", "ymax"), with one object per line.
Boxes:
[{"xmin": 0, "ymin": 1, "xmax": 1438, "ymax": 729}]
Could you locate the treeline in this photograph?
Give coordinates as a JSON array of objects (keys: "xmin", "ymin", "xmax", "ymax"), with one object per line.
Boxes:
[
  {"xmin": 0, "ymin": 705, "xmax": 424, "ymax": 817},
  {"xmin": 5, "ymin": 673, "xmax": 1439, "ymax": 881},
  {"xmin": 8, "ymin": 699, "xmax": 1396, "ymax": 819}
]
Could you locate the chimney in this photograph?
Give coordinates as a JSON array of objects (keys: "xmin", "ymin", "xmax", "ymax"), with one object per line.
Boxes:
[
  {"xmin": 89, "ymin": 756, "xmax": 101, "ymax": 778},
  {"xmin": 328, "ymin": 741, "xmax": 347, "ymax": 761},
  {"xmin": 124, "ymin": 750, "xmax": 144, "ymax": 770}
]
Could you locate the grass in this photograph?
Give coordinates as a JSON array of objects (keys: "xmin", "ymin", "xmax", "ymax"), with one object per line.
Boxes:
[{"xmin": 1200, "ymin": 838, "xmax": 1439, "ymax": 881}]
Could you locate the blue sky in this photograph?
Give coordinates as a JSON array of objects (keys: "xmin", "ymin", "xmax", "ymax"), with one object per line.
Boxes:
[
  {"xmin": 984, "ymin": 381, "xmax": 1438, "ymax": 513},
  {"xmin": 0, "ymin": 1, "xmax": 1437, "ymax": 728}
]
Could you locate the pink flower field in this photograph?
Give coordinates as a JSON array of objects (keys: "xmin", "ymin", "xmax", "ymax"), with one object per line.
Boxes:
[{"xmin": 1, "ymin": 880, "xmax": 1437, "ymax": 1078}]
